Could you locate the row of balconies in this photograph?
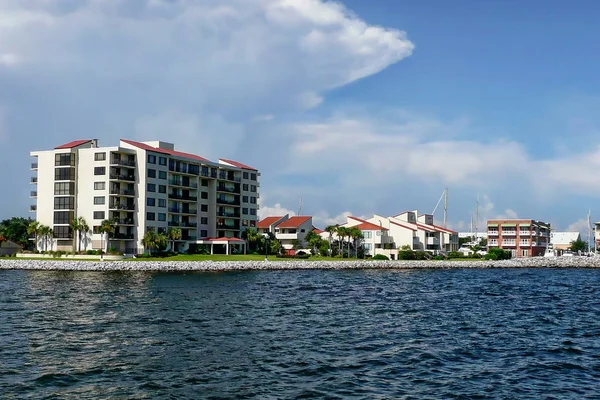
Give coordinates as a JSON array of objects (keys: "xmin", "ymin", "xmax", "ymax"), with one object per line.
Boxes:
[
  {"xmin": 488, "ymin": 230, "xmax": 550, "ymax": 236},
  {"xmin": 168, "ymin": 221, "xmax": 198, "ymax": 228},
  {"xmin": 168, "ymin": 207, "xmax": 197, "ymax": 215},
  {"xmin": 168, "ymin": 179, "xmax": 198, "ymax": 189},
  {"xmin": 488, "ymin": 241, "xmax": 548, "ymax": 247}
]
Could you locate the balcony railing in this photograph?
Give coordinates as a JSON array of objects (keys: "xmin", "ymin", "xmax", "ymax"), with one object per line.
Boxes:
[
  {"xmin": 110, "ymin": 189, "xmax": 135, "ymax": 196},
  {"xmin": 217, "ymin": 198, "xmax": 240, "ymax": 206},
  {"xmin": 29, "ymin": 205, "xmax": 37, "ymax": 212},
  {"xmin": 113, "ymin": 233, "xmax": 135, "ymax": 240},
  {"xmin": 30, "ymin": 177, "xmax": 37, "ymax": 184},
  {"xmin": 217, "ymin": 224, "xmax": 240, "ymax": 230},
  {"xmin": 217, "ymin": 211, "xmax": 240, "ymax": 218},
  {"xmin": 217, "ymin": 185, "xmax": 238, "ymax": 193},
  {"xmin": 30, "ymin": 191, "xmax": 37, "ymax": 198},
  {"xmin": 109, "ymin": 174, "xmax": 135, "ymax": 182},
  {"xmin": 502, "ymin": 230, "xmax": 516, "ymax": 236},
  {"xmin": 31, "ymin": 163, "xmax": 38, "ymax": 170},
  {"xmin": 113, "ymin": 218, "xmax": 134, "ymax": 225},
  {"xmin": 168, "ymin": 193, "xmax": 198, "ymax": 202},
  {"xmin": 519, "ymin": 231, "xmax": 531, "ymax": 236},
  {"xmin": 168, "ymin": 179, "xmax": 198, "ymax": 189},
  {"xmin": 110, "ymin": 159, "xmax": 136, "ymax": 167},
  {"xmin": 109, "ymin": 204, "xmax": 135, "ymax": 210},
  {"xmin": 488, "ymin": 230, "xmax": 498, "ymax": 235}
]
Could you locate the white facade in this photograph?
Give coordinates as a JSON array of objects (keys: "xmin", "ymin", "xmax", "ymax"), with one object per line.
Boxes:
[
  {"xmin": 272, "ymin": 216, "xmax": 313, "ymax": 250},
  {"xmin": 30, "ymin": 139, "xmax": 260, "ymax": 254}
]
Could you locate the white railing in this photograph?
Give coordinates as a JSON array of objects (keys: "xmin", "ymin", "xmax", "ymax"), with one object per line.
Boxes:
[
  {"xmin": 502, "ymin": 230, "xmax": 516, "ymax": 236},
  {"xmin": 488, "ymin": 230, "xmax": 498, "ymax": 235}
]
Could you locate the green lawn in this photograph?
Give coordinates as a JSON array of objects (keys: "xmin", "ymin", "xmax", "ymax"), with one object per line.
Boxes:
[{"xmin": 127, "ymin": 254, "xmax": 354, "ymax": 262}]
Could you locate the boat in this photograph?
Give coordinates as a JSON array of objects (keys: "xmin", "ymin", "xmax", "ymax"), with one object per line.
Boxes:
[{"xmin": 544, "ymin": 244, "xmax": 556, "ymax": 257}]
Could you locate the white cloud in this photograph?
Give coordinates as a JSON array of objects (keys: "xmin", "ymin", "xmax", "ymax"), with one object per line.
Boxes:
[
  {"xmin": 566, "ymin": 218, "xmax": 592, "ymax": 235},
  {"xmin": 257, "ymin": 202, "xmax": 296, "ymax": 219},
  {"xmin": 0, "ymin": 53, "xmax": 20, "ymax": 67},
  {"xmin": 312, "ymin": 210, "xmax": 355, "ymax": 228}
]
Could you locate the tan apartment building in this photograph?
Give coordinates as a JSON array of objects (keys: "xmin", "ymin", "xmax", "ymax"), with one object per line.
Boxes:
[{"xmin": 487, "ymin": 219, "xmax": 551, "ymax": 257}]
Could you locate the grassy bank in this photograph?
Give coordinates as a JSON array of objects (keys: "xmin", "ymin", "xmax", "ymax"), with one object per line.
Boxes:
[{"xmin": 126, "ymin": 254, "xmax": 351, "ymax": 262}]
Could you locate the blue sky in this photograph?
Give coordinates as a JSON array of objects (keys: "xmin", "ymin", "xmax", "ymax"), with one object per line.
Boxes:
[{"xmin": 1, "ymin": 0, "xmax": 599, "ymax": 233}]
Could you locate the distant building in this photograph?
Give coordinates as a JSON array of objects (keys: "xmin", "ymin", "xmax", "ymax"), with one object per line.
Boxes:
[
  {"xmin": 0, "ymin": 240, "xmax": 22, "ymax": 256},
  {"xmin": 550, "ymin": 232, "xmax": 581, "ymax": 252},
  {"xmin": 487, "ymin": 219, "xmax": 551, "ymax": 257}
]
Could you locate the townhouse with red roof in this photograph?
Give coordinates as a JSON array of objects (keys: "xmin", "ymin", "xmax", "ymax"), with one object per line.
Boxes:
[{"xmin": 30, "ymin": 139, "xmax": 260, "ymax": 254}]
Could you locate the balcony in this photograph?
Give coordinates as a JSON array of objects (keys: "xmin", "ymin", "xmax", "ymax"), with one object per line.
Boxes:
[
  {"xmin": 502, "ymin": 230, "xmax": 516, "ymax": 236},
  {"xmin": 488, "ymin": 230, "xmax": 498, "ymax": 236},
  {"xmin": 168, "ymin": 193, "xmax": 198, "ymax": 202},
  {"xmin": 169, "ymin": 165, "xmax": 199, "ymax": 176},
  {"xmin": 520, "ymin": 241, "xmax": 530, "ymax": 246},
  {"xmin": 30, "ymin": 191, "xmax": 37, "ymax": 198},
  {"xmin": 30, "ymin": 177, "xmax": 37, "ymax": 184},
  {"xmin": 169, "ymin": 179, "xmax": 198, "ymax": 189},
  {"xmin": 31, "ymin": 162, "xmax": 38, "ymax": 170},
  {"xmin": 217, "ymin": 211, "xmax": 240, "ymax": 218},
  {"xmin": 110, "ymin": 189, "xmax": 135, "ymax": 196},
  {"xmin": 426, "ymin": 237, "xmax": 439, "ymax": 245},
  {"xmin": 110, "ymin": 158, "xmax": 136, "ymax": 168},
  {"xmin": 109, "ymin": 203, "xmax": 135, "ymax": 211},
  {"xmin": 217, "ymin": 185, "xmax": 239, "ymax": 193},
  {"xmin": 217, "ymin": 224, "xmax": 240, "ymax": 230},
  {"xmin": 502, "ymin": 241, "xmax": 516, "ymax": 246},
  {"xmin": 519, "ymin": 231, "xmax": 531, "ymax": 236},
  {"xmin": 276, "ymin": 233, "xmax": 298, "ymax": 240},
  {"xmin": 168, "ymin": 207, "xmax": 197, "ymax": 215},
  {"xmin": 113, "ymin": 218, "xmax": 134, "ymax": 225},
  {"xmin": 113, "ymin": 233, "xmax": 135, "ymax": 240},
  {"xmin": 29, "ymin": 205, "xmax": 37, "ymax": 212},
  {"xmin": 216, "ymin": 198, "xmax": 240, "ymax": 206},
  {"xmin": 488, "ymin": 242, "xmax": 498, "ymax": 247},
  {"xmin": 109, "ymin": 174, "xmax": 135, "ymax": 182},
  {"xmin": 168, "ymin": 221, "xmax": 181, "ymax": 227}
]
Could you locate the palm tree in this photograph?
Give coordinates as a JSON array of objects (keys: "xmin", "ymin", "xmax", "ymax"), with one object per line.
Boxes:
[
  {"xmin": 69, "ymin": 218, "xmax": 80, "ymax": 252},
  {"xmin": 78, "ymin": 217, "xmax": 90, "ymax": 251},
  {"xmin": 142, "ymin": 230, "xmax": 168, "ymax": 256},
  {"xmin": 244, "ymin": 228, "xmax": 262, "ymax": 252},
  {"xmin": 69, "ymin": 217, "xmax": 89, "ymax": 252},
  {"xmin": 350, "ymin": 227, "xmax": 363, "ymax": 258},
  {"xmin": 304, "ymin": 230, "xmax": 320, "ymax": 255},
  {"xmin": 99, "ymin": 219, "xmax": 116, "ymax": 256},
  {"xmin": 325, "ymin": 225, "xmax": 337, "ymax": 256},
  {"xmin": 336, "ymin": 226, "xmax": 348, "ymax": 257},
  {"xmin": 167, "ymin": 227, "xmax": 182, "ymax": 253},
  {"xmin": 27, "ymin": 220, "xmax": 40, "ymax": 251},
  {"xmin": 38, "ymin": 225, "xmax": 53, "ymax": 252}
]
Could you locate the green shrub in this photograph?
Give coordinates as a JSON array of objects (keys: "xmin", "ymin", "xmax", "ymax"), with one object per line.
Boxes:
[
  {"xmin": 448, "ymin": 251, "xmax": 464, "ymax": 259},
  {"xmin": 433, "ymin": 255, "xmax": 445, "ymax": 260},
  {"xmin": 485, "ymin": 248, "xmax": 511, "ymax": 260},
  {"xmin": 397, "ymin": 250, "xmax": 415, "ymax": 260},
  {"xmin": 372, "ymin": 254, "xmax": 389, "ymax": 260}
]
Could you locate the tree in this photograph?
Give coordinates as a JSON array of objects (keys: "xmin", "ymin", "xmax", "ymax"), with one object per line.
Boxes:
[
  {"xmin": 69, "ymin": 217, "xmax": 90, "ymax": 252},
  {"xmin": 325, "ymin": 225, "xmax": 337, "ymax": 256},
  {"xmin": 79, "ymin": 217, "xmax": 90, "ymax": 251},
  {"xmin": 99, "ymin": 219, "xmax": 116, "ymax": 255},
  {"xmin": 142, "ymin": 230, "xmax": 167, "ymax": 255},
  {"xmin": 270, "ymin": 238, "xmax": 281, "ymax": 255},
  {"xmin": 27, "ymin": 220, "xmax": 40, "ymax": 251},
  {"xmin": 38, "ymin": 225, "xmax": 53, "ymax": 252},
  {"xmin": 291, "ymin": 239, "xmax": 302, "ymax": 250},
  {"xmin": 569, "ymin": 238, "xmax": 587, "ymax": 253},
  {"xmin": 304, "ymin": 230, "xmax": 323, "ymax": 255},
  {"xmin": 350, "ymin": 227, "xmax": 363, "ymax": 258},
  {"xmin": 336, "ymin": 226, "xmax": 348, "ymax": 257},
  {"xmin": 0, "ymin": 217, "xmax": 35, "ymax": 250},
  {"xmin": 167, "ymin": 227, "xmax": 182, "ymax": 252},
  {"xmin": 242, "ymin": 228, "xmax": 262, "ymax": 252}
]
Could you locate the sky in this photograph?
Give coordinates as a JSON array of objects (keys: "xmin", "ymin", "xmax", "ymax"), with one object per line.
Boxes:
[{"xmin": 1, "ymin": 0, "xmax": 600, "ymax": 235}]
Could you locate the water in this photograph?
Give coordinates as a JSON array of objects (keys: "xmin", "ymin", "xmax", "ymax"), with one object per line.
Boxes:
[{"xmin": 1, "ymin": 268, "xmax": 600, "ymax": 399}]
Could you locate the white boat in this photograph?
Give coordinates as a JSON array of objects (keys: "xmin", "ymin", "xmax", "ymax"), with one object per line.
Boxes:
[{"xmin": 544, "ymin": 244, "xmax": 556, "ymax": 257}]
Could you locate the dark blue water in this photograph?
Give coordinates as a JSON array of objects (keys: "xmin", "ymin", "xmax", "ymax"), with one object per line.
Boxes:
[{"xmin": 1, "ymin": 268, "xmax": 600, "ymax": 399}]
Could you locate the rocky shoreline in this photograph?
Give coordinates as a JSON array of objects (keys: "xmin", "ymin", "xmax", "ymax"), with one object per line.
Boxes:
[{"xmin": 2, "ymin": 257, "xmax": 600, "ymax": 272}]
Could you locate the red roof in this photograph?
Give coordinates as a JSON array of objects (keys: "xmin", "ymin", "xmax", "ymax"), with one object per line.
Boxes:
[
  {"xmin": 204, "ymin": 237, "xmax": 245, "ymax": 242},
  {"xmin": 354, "ymin": 221, "xmax": 388, "ymax": 231},
  {"xmin": 55, "ymin": 139, "xmax": 93, "ymax": 149},
  {"xmin": 121, "ymin": 139, "xmax": 210, "ymax": 162},
  {"xmin": 313, "ymin": 228, "xmax": 324, "ymax": 234},
  {"xmin": 416, "ymin": 223, "xmax": 435, "ymax": 232},
  {"xmin": 257, "ymin": 216, "xmax": 285, "ymax": 229},
  {"xmin": 276, "ymin": 216, "xmax": 311, "ymax": 228},
  {"xmin": 390, "ymin": 220, "xmax": 417, "ymax": 231},
  {"xmin": 433, "ymin": 225, "xmax": 457, "ymax": 234},
  {"xmin": 219, "ymin": 158, "xmax": 258, "ymax": 171}
]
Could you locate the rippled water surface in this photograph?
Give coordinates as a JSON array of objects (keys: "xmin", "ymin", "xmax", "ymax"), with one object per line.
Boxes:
[{"xmin": 2, "ymin": 268, "xmax": 600, "ymax": 399}]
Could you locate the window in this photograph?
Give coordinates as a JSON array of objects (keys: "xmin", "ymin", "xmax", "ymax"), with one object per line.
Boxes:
[
  {"xmin": 242, "ymin": 196, "xmax": 248, "ymax": 203},
  {"xmin": 250, "ymin": 220, "xmax": 256, "ymax": 227},
  {"xmin": 201, "ymin": 204, "xmax": 208, "ymax": 212},
  {"xmin": 53, "ymin": 211, "xmax": 74, "ymax": 225},
  {"xmin": 201, "ymin": 191, "xmax": 208, "ymax": 199},
  {"xmin": 94, "ymin": 166, "xmax": 106, "ymax": 175},
  {"xmin": 201, "ymin": 217, "xmax": 208, "ymax": 224},
  {"xmin": 159, "ymin": 157, "xmax": 167, "ymax": 166},
  {"xmin": 158, "ymin": 185, "xmax": 166, "ymax": 193},
  {"xmin": 159, "ymin": 170, "xmax": 167, "ymax": 179},
  {"xmin": 94, "ymin": 152, "xmax": 106, "ymax": 161},
  {"xmin": 242, "ymin": 208, "xmax": 248, "ymax": 215},
  {"xmin": 54, "ymin": 197, "xmax": 74, "ymax": 210},
  {"xmin": 148, "ymin": 169, "xmax": 156, "ymax": 178},
  {"xmin": 54, "ymin": 182, "xmax": 75, "ymax": 195},
  {"xmin": 201, "ymin": 179, "xmax": 208, "ymax": 187},
  {"xmin": 250, "ymin": 197, "xmax": 256, "ymax": 204},
  {"xmin": 242, "ymin": 219, "xmax": 249, "ymax": 226},
  {"xmin": 94, "ymin": 196, "xmax": 105, "ymax": 205},
  {"xmin": 53, "ymin": 226, "xmax": 72, "ymax": 239},
  {"xmin": 148, "ymin": 154, "xmax": 156, "ymax": 164},
  {"xmin": 55, "ymin": 167, "xmax": 75, "ymax": 180},
  {"xmin": 363, "ymin": 231, "xmax": 372, "ymax": 239},
  {"xmin": 242, "ymin": 184, "xmax": 248, "ymax": 191},
  {"xmin": 250, "ymin": 209, "xmax": 256, "ymax": 215},
  {"xmin": 158, "ymin": 199, "xmax": 166, "ymax": 207},
  {"xmin": 94, "ymin": 211, "xmax": 105, "ymax": 220},
  {"xmin": 243, "ymin": 172, "xmax": 249, "ymax": 179},
  {"xmin": 251, "ymin": 173, "xmax": 257, "ymax": 181},
  {"xmin": 200, "ymin": 230, "xmax": 208, "ymax": 237},
  {"xmin": 147, "ymin": 183, "xmax": 156, "ymax": 192},
  {"xmin": 94, "ymin": 182, "xmax": 105, "ymax": 190},
  {"xmin": 364, "ymin": 243, "xmax": 372, "ymax": 250},
  {"xmin": 158, "ymin": 213, "xmax": 166, "ymax": 221},
  {"xmin": 147, "ymin": 212, "xmax": 156, "ymax": 221},
  {"xmin": 147, "ymin": 198, "xmax": 156, "ymax": 207},
  {"xmin": 55, "ymin": 153, "xmax": 75, "ymax": 166},
  {"xmin": 250, "ymin": 185, "xmax": 256, "ymax": 192}
]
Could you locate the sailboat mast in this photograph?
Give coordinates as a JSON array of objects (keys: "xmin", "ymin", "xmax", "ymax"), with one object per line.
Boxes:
[{"xmin": 443, "ymin": 188, "xmax": 448, "ymax": 228}]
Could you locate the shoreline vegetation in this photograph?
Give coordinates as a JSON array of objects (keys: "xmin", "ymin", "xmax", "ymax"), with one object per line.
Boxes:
[{"xmin": 1, "ymin": 256, "xmax": 600, "ymax": 271}]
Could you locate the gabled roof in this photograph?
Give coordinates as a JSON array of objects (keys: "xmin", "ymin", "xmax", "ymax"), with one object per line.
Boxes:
[
  {"xmin": 257, "ymin": 216, "xmax": 285, "ymax": 229},
  {"xmin": 276, "ymin": 216, "xmax": 312, "ymax": 228},
  {"xmin": 354, "ymin": 221, "xmax": 388, "ymax": 231},
  {"xmin": 390, "ymin": 220, "xmax": 417, "ymax": 231},
  {"xmin": 219, "ymin": 158, "xmax": 258, "ymax": 171},
  {"xmin": 550, "ymin": 232, "xmax": 580, "ymax": 245},
  {"xmin": 433, "ymin": 225, "xmax": 457, "ymax": 234},
  {"xmin": 416, "ymin": 223, "xmax": 435, "ymax": 232},
  {"xmin": 313, "ymin": 227, "xmax": 324, "ymax": 234},
  {"xmin": 55, "ymin": 139, "xmax": 93, "ymax": 149},
  {"xmin": 121, "ymin": 139, "xmax": 210, "ymax": 162}
]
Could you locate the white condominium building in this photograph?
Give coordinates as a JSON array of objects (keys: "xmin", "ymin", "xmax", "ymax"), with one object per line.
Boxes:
[{"xmin": 30, "ymin": 139, "xmax": 260, "ymax": 254}]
